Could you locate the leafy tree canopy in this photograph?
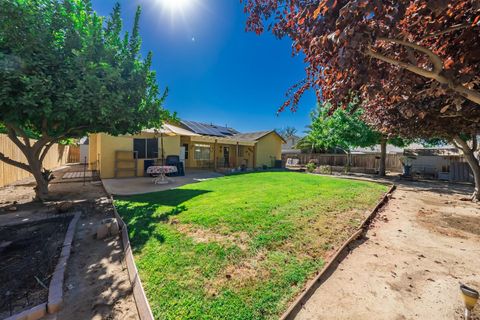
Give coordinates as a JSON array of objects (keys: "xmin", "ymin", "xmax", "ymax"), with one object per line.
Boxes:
[
  {"xmin": 301, "ymin": 102, "xmax": 408, "ymax": 153},
  {"xmin": 0, "ymin": 0, "xmax": 172, "ymax": 199}
]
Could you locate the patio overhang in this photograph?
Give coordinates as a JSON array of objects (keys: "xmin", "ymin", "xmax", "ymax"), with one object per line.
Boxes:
[
  {"xmin": 142, "ymin": 124, "xmax": 200, "ymax": 137},
  {"xmin": 189, "ymin": 135, "xmax": 256, "ymax": 146}
]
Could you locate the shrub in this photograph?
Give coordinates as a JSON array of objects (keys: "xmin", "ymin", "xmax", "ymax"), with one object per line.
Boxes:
[
  {"xmin": 306, "ymin": 162, "xmax": 316, "ymax": 173},
  {"xmin": 317, "ymin": 165, "xmax": 332, "ymax": 175}
]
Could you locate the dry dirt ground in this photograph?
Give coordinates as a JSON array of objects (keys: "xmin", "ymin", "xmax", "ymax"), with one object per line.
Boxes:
[
  {"xmin": 295, "ymin": 179, "xmax": 480, "ymax": 320},
  {"xmin": 0, "ymin": 165, "xmax": 139, "ymax": 320}
]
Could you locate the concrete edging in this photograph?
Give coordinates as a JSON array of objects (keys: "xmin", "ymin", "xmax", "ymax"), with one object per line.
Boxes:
[
  {"xmin": 3, "ymin": 303, "xmax": 47, "ymax": 320},
  {"xmin": 4, "ymin": 212, "xmax": 81, "ymax": 320},
  {"xmin": 110, "ymin": 198, "xmax": 155, "ymax": 320},
  {"xmin": 47, "ymin": 211, "xmax": 81, "ymax": 314},
  {"xmin": 279, "ymin": 184, "xmax": 396, "ymax": 320},
  {"xmin": 99, "ymin": 178, "xmax": 155, "ymax": 320}
]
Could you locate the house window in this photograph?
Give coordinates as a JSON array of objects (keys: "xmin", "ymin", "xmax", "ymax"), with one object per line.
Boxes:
[
  {"xmin": 238, "ymin": 146, "xmax": 244, "ymax": 157},
  {"xmin": 183, "ymin": 144, "xmax": 189, "ymax": 159},
  {"xmin": 194, "ymin": 144, "xmax": 210, "ymax": 160},
  {"xmin": 133, "ymin": 138, "xmax": 158, "ymax": 159}
]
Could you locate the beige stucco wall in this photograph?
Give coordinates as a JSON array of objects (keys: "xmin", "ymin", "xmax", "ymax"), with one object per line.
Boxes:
[
  {"xmin": 255, "ymin": 132, "xmax": 283, "ymax": 168},
  {"xmin": 90, "ymin": 133, "xmax": 180, "ymax": 178},
  {"xmin": 88, "ymin": 133, "xmax": 98, "ymax": 170}
]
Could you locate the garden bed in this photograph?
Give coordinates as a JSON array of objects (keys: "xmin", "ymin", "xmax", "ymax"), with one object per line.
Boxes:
[
  {"xmin": 115, "ymin": 172, "xmax": 389, "ymax": 319},
  {"xmin": 0, "ymin": 215, "xmax": 73, "ymax": 318}
]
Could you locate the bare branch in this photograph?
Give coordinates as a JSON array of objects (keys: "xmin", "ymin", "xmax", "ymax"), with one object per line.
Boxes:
[{"xmin": 0, "ymin": 151, "xmax": 31, "ymax": 173}]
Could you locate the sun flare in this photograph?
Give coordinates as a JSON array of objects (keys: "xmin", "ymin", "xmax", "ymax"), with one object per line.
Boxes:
[{"xmin": 160, "ymin": 0, "xmax": 191, "ymax": 13}]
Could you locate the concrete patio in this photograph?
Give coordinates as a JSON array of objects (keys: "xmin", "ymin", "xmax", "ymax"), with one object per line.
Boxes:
[{"xmin": 102, "ymin": 170, "xmax": 223, "ymax": 196}]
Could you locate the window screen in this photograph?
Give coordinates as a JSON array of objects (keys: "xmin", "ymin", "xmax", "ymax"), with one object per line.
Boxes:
[
  {"xmin": 194, "ymin": 144, "xmax": 210, "ymax": 160},
  {"xmin": 146, "ymin": 139, "xmax": 158, "ymax": 158},
  {"xmin": 238, "ymin": 146, "xmax": 244, "ymax": 157},
  {"xmin": 133, "ymin": 139, "xmax": 146, "ymax": 159}
]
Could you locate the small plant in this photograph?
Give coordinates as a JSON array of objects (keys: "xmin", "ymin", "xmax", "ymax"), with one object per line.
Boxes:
[
  {"xmin": 306, "ymin": 162, "xmax": 316, "ymax": 173},
  {"xmin": 317, "ymin": 165, "xmax": 332, "ymax": 175}
]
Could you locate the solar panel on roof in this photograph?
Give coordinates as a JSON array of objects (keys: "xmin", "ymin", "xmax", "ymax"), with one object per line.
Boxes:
[{"xmin": 182, "ymin": 120, "xmax": 235, "ymax": 137}]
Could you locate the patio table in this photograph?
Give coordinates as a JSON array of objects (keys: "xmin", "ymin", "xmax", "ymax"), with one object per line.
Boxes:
[{"xmin": 146, "ymin": 165, "xmax": 178, "ymax": 184}]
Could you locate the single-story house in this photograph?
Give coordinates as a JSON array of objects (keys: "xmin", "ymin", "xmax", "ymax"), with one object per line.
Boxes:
[{"xmin": 88, "ymin": 120, "xmax": 285, "ymax": 178}]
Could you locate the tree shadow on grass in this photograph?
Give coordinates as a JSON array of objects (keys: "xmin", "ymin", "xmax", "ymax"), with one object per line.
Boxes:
[{"xmin": 115, "ymin": 189, "xmax": 211, "ymax": 252}]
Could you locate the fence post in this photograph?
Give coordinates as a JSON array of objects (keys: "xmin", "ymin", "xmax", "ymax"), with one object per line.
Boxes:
[{"xmin": 83, "ymin": 157, "xmax": 87, "ymax": 186}]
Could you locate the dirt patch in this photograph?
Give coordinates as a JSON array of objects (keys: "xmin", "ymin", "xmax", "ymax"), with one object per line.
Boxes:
[
  {"xmin": 295, "ymin": 180, "xmax": 480, "ymax": 320},
  {"xmin": 175, "ymin": 223, "xmax": 250, "ymax": 250},
  {"xmin": 0, "ymin": 165, "xmax": 139, "ymax": 320},
  {"xmin": 417, "ymin": 208, "xmax": 480, "ymax": 239},
  {"xmin": 0, "ymin": 216, "xmax": 72, "ymax": 318},
  {"xmin": 204, "ymin": 250, "xmax": 269, "ymax": 297}
]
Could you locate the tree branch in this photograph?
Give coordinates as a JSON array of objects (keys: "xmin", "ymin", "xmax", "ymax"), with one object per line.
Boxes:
[
  {"xmin": 365, "ymin": 46, "xmax": 480, "ymax": 105},
  {"xmin": 33, "ymin": 136, "xmax": 52, "ymax": 158},
  {"xmin": 39, "ymin": 141, "xmax": 55, "ymax": 164},
  {"xmin": 0, "ymin": 151, "xmax": 31, "ymax": 173},
  {"xmin": 4, "ymin": 124, "xmax": 27, "ymax": 153},
  {"xmin": 376, "ymin": 37, "xmax": 443, "ymax": 74},
  {"xmin": 452, "ymin": 135, "xmax": 472, "ymax": 153},
  {"xmin": 421, "ymin": 23, "xmax": 470, "ymax": 40}
]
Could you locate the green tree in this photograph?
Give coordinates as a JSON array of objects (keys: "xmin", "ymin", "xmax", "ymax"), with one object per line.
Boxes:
[
  {"xmin": 0, "ymin": 0, "xmax": 171, "ymax": 200},
  {"xmin": 302, "ymin": 102, "xmax": 408, "ymax": 176}
]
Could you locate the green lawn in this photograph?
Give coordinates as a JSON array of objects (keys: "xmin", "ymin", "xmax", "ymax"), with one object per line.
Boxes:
[{"xmin": 115, "ymin": 172, "xmax": 388, "ymax": 319}]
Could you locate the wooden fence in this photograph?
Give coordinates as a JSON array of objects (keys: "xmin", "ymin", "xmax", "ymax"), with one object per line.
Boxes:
[
  {"xmin": 0, "ymin": 134, "xmax": 70, "ymax": 187},
  {"xmin": 282, "ymin": 153, "xmax": 404, "ymax": 172},
  {"xmin": 67, "ymin": 146, "xmax": 81, "ymax": 163}
]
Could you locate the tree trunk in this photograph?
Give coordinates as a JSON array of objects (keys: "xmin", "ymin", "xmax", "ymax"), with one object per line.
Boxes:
[
  {"xmin": 379, "ymin": 137, "xmax": 387, "ymax": 177},
  {"xmin": 0, "ymin": 124, "xmax": 54, "ymax": 201},
  {"xmin": 25, "ymin": 151, "xmax": 50, "ymax": 201},
  {"xmin": 453, "ymin": 135, "xmax": 480, "ymax": 202},
  {"xmin": 461, "ymin": 147, "xmax": 480, "ymax": 202}
]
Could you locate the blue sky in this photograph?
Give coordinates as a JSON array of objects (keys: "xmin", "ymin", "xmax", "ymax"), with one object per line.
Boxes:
[{"xmin": 91, "ymin": 0, "xmax": 316, "ymax": 134}]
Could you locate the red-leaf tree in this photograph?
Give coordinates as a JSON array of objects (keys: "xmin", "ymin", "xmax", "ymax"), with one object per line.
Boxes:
[
  {"xmin": 243, "ymin": 0, "xmax": 480, "ymax": 200},
  {"xmin": 372, "ymin": 94, "xmax": 480, "ymax": 200},
  {"xmin": 243, "ymin": 0, "xmax": 480, "ymax": 111}
]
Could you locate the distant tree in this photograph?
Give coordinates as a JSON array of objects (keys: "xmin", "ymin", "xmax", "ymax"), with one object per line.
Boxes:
[
  {"xmin": 277, "ymin": 126, "xmax": 298, "ymax": 140},
  {"xmin": 302, "ymin": 102, "xmax": 409, "ymax": 176},
  {"xmin": 0, "ymin": 0, "xmax": 171, "ymax": 200}
]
